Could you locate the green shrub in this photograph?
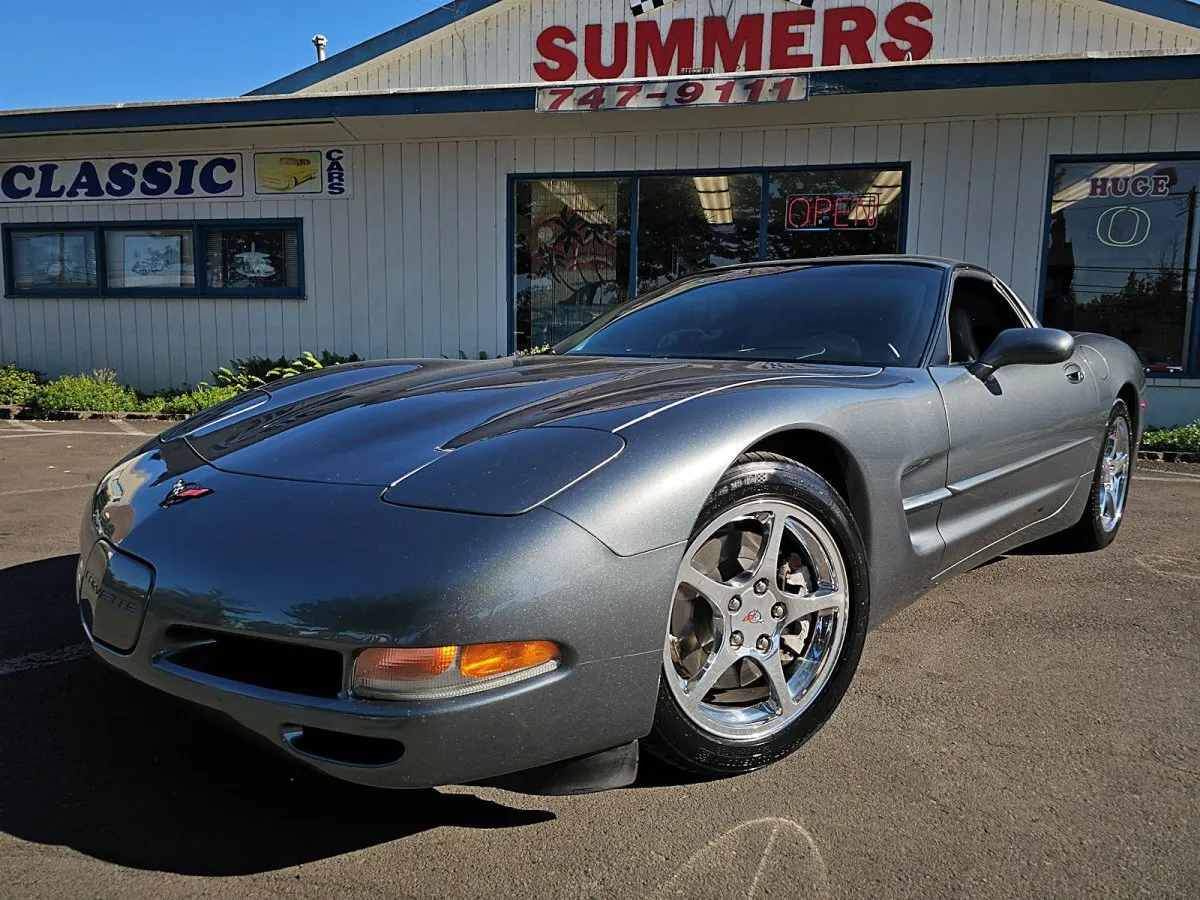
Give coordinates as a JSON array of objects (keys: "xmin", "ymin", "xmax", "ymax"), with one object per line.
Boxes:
[
  {"xmin": 1142, "ymin": 420, "xmax": 1200, "ymax": 454},
  {"xmin": 158, "ymin": 385, "xmax": 241, "ymax": 415},
  {"xmin": 516, "ymin": 344, "xmax": 552, "ymax": 357},
  {"xmin": 0, "ymin": 364, "xmax": 40, "ymax": 405},
  {"xmin": 212, "ymin": 349, "xmax": 360, "ymax": 390},
  {"xmin": 35, "ymin": 371, "xmax": 141, "ymax": 413}
]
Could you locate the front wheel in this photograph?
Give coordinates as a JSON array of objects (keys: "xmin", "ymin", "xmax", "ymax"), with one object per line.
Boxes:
[
  {"xmin": 1061, "ymin": 400, "xmax": 1134, "ymax": 551},
  {"xmin": 645, "ymin": 452, "xmax": 870, "ymax": 778}
]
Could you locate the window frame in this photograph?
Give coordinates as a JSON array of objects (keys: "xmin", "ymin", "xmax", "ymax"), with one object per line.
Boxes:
[
  {"xmin": 507, "ymin": 162, "xmax": 911, "ymax": 354},
  {"xmin": 2, "ymin": 218, "xmax": 305, "ymax": 300},
  {"xmin": 940, "ymin": 269, "xmax": 1035, "ymax": 366},
  {"xmin": 1037, "ymin": 152, "xmax": 1200, "ymax": 380}
]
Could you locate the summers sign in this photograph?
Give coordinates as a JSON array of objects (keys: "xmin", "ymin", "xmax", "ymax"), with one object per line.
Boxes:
[{"xmin": 533, "ymin": 2, "xmax": 935, "ymax": 81}]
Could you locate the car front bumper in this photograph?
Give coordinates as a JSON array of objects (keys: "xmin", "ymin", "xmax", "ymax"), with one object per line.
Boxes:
[{"xmin": 77, "ymin": 441, "xmax": 678, "ymax": 789}]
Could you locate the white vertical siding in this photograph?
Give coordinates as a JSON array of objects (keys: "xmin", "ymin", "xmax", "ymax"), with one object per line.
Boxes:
[
  {"xmin": 300, "ymin": 0, "xmax": 1200, "ymax": 92},
  {"xmin": 1, "ymin": 107, "xmax": 1197, "ymax": 389}
]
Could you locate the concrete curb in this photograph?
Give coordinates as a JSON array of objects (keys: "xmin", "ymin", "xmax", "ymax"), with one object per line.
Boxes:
[{"xmin": 1139, "ymin": 449, "xmax": 1200, "ymax": 464}]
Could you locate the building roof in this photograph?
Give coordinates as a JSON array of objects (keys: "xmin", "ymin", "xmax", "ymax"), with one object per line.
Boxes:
[
  {"xmin": 248, "ymin": 0, "xmax": 1200, "ymax": 96},
  {"xmin": 0, "ymin": 52, "xmax": 1195, "ymax": 138}
]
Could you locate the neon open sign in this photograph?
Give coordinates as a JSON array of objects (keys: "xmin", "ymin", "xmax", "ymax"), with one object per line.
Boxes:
[{"xmin": 786, "ymin": 193, "xmax": 880, "ymax": 231}]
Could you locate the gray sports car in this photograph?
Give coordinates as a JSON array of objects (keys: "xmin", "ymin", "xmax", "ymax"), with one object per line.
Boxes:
[{"xmin": 79, "ymin": 256, "xmax": 1143, "ymax": 794}]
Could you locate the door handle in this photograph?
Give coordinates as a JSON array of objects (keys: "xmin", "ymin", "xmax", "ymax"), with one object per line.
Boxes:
[{"xmin": 1064, "ymin": 363, "xmax": 1085, "ymax": 384}]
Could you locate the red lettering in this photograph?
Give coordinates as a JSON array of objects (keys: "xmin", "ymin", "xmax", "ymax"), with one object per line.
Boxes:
[
  {"xmin": 634, "ymin": 19, "xmax": 695, "ymax": 77},
  {"xmin": 1130, "ymin": 174, "xmax": 1151, "ymax": 196},
  {"xmin": 881, "ymin": 2, "xmax": 933, "ymax": 62},
  {"xmin": 1110, "ymin": 176, "xmax": 1130, "ymax": 196},
  {"xmin": 1089, "ymin": 177, "xmax": 1109, "ymax": 197},
  {"xmin": 769, "ymin": 10, "xmax": 815, "ymax": 70},
  {"xmin": 834, "ymin": 197, "xmax": 852, "ymax": 228},
  {"xmin": 534, "ymin": 26, "xmax": 577, "ymax": 81},
  {"xmin": 788, "ymin": 197, "xmax": 811, "ymax": 228},
  {"xmin": 822, "ymin": 7, "xmax": 876, "ymax": 67},
  {"xmin": 1152, "ymin": 174, "xmax": 1172, "ymax": 195},
  {"xmin": 583, "ymin": 23, "xmax": 628, "ymax": 79},
  {"xmin": 813, "ymin": 196, "xmax": 834, "ymax": 223},
  {"xmin": 701, "ymin": 14, "xmax": 764, "ymax": 72}
]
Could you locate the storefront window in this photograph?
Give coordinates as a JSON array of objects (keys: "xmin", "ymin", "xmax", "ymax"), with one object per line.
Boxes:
[
  {"xmin": 105, "ymin": 228, "xmax": 196, "ymax": 290},
  {"xmin": 636, "ymin": 174, "xmax": 761, "ymax": 294},
  {"xmin": 204, "ymin": 224, "xmax": 301, "ymax": 292},
  {"xmin": 514, "ymin": 178, "xmax": 631, "ymax": 349},
  {"xmin": 765, "ymin": 168, "xmax": 905, "ymax": 260},
  {"xmin": 511, "ymin": 166, "xmax": 905, "ymax": 351},
  {"xmin": 7, "ymin": 228, "xmax": 99, "ymax": 293},
  {"xmin": 1042, "ymin": 159, "xmax": 1200, "ymax": 375}
]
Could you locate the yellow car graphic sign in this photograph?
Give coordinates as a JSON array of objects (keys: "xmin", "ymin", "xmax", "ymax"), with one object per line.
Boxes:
[{"xmin": 255, "ymin": 153, "xmax": 320, "ymax": 193}]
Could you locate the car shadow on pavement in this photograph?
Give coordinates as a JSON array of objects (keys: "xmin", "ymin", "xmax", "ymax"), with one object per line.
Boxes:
[{"xmin": 0, "ymin": 555, "xmax": 555, "ymax": 876}]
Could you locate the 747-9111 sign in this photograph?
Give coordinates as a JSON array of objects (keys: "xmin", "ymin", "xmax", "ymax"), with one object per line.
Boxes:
[{"xmin": 536, "ymin": 73, "xmax": 808, "ymax": 112}]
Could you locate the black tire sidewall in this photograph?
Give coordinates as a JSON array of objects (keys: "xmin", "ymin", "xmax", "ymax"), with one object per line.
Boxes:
[
  {"xmin": 1077, "ymin": 400, "xmax": 1134, "ymax": 550},
  {"xmin": 647, "ymin": 456, "xmax": 870, "ymax": 776}
]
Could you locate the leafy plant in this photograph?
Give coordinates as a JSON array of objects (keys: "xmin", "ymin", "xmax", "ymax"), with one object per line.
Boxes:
[
  {"xmin": 35, "ymin": 371, "xmax": 142, "ymax": 413},
  {"xmin": 516, "ymin": 344, "xmax": 552, "ymax": 357},
  {"xmin": 1142, "ymin": 420, "xmax": 1200, "ymax": 454},
  {"xmin": 0, "ymin": 364, "xmax": 40, "ymax": 405},
  {"xmin": 213, "ymin": 349, "xmax": 360, "ymax": 390},
  {"xmin": 158, "ymin": 385, "xmax": 241, "ymax": 415}
]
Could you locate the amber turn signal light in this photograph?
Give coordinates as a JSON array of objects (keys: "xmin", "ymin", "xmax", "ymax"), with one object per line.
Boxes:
[
  {"xmin": 351, "ymin": 641, "xmax": 561, "ymax": 700},
  {"xmin": 460, "ymin": 640, "xmax": 559, "ymax": 679}
]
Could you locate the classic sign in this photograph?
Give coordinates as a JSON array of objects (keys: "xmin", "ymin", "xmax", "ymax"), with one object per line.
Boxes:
[
  {"xmin": 0, "ymin": 149, "xmax": 352, "ymax": 203},
  {"xmin": 533, "ymin": 3, "xmax": 934, "ymax": 81},
  {"xmin": 537, "ymin": 73, "xmax": 807, "ymax": 112},
  {"xmin": 0, "ymin": 155, "xmax": 244, "ymax": 202}
]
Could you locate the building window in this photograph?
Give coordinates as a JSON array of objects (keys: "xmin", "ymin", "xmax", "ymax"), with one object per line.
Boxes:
[
  {"xmin": 3, "ymin": 219, "xmax": 303, "ymax": 299},
  {"xmin": 1041, "ymin": 158, "xmax": 1200, "ymax": 376},
  {"xmin": 765, "ymin": 168, "xmax": 906, "ymax": 260},
  {"xmin": 7, "ymin": 228, "xmax": 99, "ymax": 294},
  {"xmin": 514, "ymin": 177, "xmax": 631, "ymax": 350},
  {"xmin": 636, "ymin": 174, "xmax": 762, "ymax": 294},
  {"xmin": 512, "ymin": 166, "xmax": 906, "ymax": 350},
  {"xmin": 105, "ymin": 228, "xmax": 196, "ymax": 291},
  {"xmin": 204, "ymin": 224, "xmax": 301, "ymax": 292}
]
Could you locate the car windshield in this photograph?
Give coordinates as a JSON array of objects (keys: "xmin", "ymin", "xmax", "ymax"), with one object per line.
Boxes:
[{"xmin": 554, "ymin": 262, "xmax": 945, "ymax": 367}]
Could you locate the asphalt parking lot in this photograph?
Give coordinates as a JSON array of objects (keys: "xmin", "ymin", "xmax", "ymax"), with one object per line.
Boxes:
[{"xmin": 1, "ymin": 419, "xmax": 1198, "ymax": 899}]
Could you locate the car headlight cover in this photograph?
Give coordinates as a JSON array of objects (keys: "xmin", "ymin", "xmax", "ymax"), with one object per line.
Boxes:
[{"xmin": 352, "ymin": 641, "xmax": 560, "ymax": 700}]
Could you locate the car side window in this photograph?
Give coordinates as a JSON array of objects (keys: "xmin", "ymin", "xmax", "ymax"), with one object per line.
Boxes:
[{"xmin": 947, "ymin": 276, "xmax": 1027, "ymax": 364}]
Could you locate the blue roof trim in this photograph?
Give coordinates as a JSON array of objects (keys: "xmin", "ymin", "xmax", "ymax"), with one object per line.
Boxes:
[
  {"xmin": 1, "ymin": 55, "xmax": 1197, "ymax": 137},
  {"xmin": 248, "ymin": 0, "xmax": 507, "ymax": 96},
  {"xmin": 247, "ymin": 0, "xmax": 1200, "ymax": 97}
]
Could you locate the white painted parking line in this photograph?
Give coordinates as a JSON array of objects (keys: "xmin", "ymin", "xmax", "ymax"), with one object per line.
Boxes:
[
  {"xmin": 0, "ymin": 483, "xmax": 96, "ymax": 497},
  {"xmin": 0, "ymin": 429, "xmax": 145, "ymax": 439},
  {"xmin": 1136, "ymin": 475, "xmax": 1200, "ymax": 484},
  {"xmin": 4, "ymin": 420, "xmax": 42, "ymax": 432},
  {"xmin": 0, "ymin": 643, "xmax": 89, "ymax": 677},
  {"xmin": 112, "ymin": 420, "xmax": 147, "ymax": 436}
]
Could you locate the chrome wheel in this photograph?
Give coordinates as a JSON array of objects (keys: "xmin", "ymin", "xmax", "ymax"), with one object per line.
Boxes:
[
  {"xmin": 1099, "ymin": 416, "xmax": 1131, "ymax": 533},
  {"xmin": 664, "ymin": 499, "xmax": 850, "ymax": 742}
]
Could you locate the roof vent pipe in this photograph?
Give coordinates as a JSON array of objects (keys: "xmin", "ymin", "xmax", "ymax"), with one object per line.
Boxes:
[{"xmin": 312, "ymin": 34, "xmax": 328, "ymax": 62}]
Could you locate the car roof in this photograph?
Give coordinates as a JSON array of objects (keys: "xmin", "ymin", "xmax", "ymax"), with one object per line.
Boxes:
[{"xmin": 695, "ymin": 254, "xmax": 986, "ymax": 279}]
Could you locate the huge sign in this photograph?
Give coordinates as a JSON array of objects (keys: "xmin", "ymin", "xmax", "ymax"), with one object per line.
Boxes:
[
  {"xmin": 533, "ymin": 3, "xmax": 934, "ymax": 82},
  {"xmin": 0, "ymin": 149, "xmax": 352, "ymax": 203}
]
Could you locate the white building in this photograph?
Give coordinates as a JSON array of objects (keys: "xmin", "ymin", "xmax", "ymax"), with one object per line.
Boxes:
[{"xmin": 1, "ymin": 0, "xmax": 1198, "ymax": 424}]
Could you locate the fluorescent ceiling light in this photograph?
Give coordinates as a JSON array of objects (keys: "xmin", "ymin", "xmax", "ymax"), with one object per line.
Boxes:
[{"xmin": 694, "ymin": 175, "xmax": 733, "ymax": 226}]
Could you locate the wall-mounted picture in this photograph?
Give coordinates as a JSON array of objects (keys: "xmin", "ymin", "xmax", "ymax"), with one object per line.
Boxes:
[
  {"xmin": 122, "ymin": 233, "xmax": 184, "ymax": 287},
  {"xmin": 255, "ymin": 152, "xmax": 321, "ymax": 193}
]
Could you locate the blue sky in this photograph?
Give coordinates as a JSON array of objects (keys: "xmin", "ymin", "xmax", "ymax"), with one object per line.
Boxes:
[{"xmin": 0, "ymin": 1, "xmax": 432, "ymax": 111}]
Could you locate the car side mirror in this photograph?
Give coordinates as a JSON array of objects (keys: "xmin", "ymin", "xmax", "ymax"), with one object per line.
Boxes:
[{"xmin": 969, "ymin": 328, "xmax": 1075, "ymax": 381}]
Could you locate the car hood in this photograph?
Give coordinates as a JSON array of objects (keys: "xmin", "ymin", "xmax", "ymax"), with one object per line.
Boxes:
[{"xmin": 176, "ymin": 356, "xmax": 880, "ymax": 487}]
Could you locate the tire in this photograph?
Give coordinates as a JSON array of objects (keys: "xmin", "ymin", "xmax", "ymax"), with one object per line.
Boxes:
[
  {"xmin": 1061, "ymin": 400, "xmax": 1135, "ymax": 551},
  {"xmin": 644, "ymin": 452, "xmax": 870, "ymax": 778}
]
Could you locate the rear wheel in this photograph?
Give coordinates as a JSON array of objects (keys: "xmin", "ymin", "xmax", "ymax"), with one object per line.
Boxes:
[
  {"xmin": 645, "ymin": 453, "xmax": 869, "ymax": 777},
  {"xmin": 1062, "ymin": 400, "xmax": 1134, "ymax": 551}
]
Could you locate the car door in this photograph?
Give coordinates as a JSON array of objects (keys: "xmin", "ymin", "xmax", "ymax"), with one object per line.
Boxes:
[{"xmin": 929, "ymin": 271, "xmax": 1101, "ymax": 572}]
